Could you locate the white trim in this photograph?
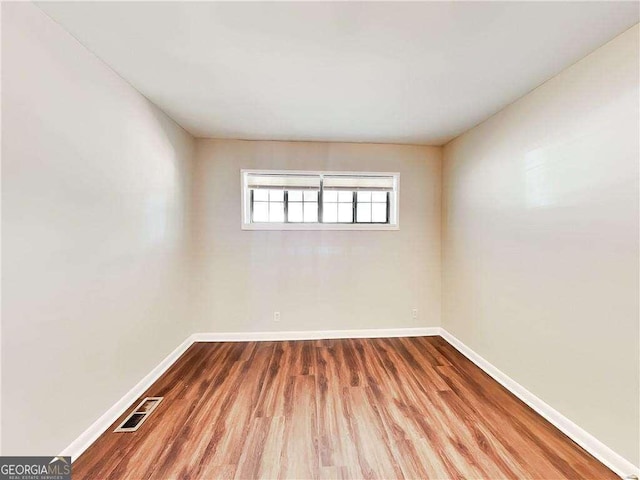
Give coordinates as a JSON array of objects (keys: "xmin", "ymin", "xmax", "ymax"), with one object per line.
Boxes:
[
  {"xmin": 439, "ymin": 328, "xmax": 639, "ymax": 479},
  {"xmin": 192, "ymin": 327, "xmax": 439, "ymax": 342},
  {"xmin": 59, "ymin": 335, "xmax": 194, "ymax": 462},
  {"xmin": 242, "ymin": 223, "xmax": 399, "ymax": 231},
  {"xmin": 242, "ymin": 169, "xmax": 402, "ymax": 177}
]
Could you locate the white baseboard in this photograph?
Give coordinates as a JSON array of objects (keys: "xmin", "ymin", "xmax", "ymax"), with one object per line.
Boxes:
[
  {"xmin": 439, "ymin": 328, "xmax": 638, "ymax": 479},
  {"xmin": 59, "ymin": 327, "xmax": 637, "ymax": 479},
  {"xmin": 59, "ymin": 335, "xmax": 194, "ymax": 462},
  {"xmin": 192, "ymin": 327, "xmax": 440, "ymax": 342}
]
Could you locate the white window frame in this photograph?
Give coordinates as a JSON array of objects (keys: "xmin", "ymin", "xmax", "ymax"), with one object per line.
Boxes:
[{"xmin": 241, "ymin": 169, "xmax": 400, "ymax": 231}]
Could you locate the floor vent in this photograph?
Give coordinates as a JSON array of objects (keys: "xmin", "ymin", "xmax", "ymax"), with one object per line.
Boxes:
[{"xmin": 114, "ymin": 397, "xmax": 163, "ymax": 432}]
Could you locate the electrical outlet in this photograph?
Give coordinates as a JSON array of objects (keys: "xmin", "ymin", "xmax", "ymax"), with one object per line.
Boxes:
[
  {"xmin": 411, "ymin": 308, "xmax": 418, "ymax": 320},
  {"xmin": 274, "ymin": 311, "xmax": 281, "ymax": 322}
]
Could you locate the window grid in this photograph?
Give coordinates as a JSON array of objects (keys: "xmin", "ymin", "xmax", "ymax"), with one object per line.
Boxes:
[
  {"xmin": 251, "ymin": 189, "xmax": 390, "ymax": 225},
  {"xmin": 287, "ymin": 190, "xmax": 319, "ymax": 223},
  {"xmin": 355, "ymin": 191, "xmax": 390, "ymax": 224},
  {"xmin": 323, "ymin": 191, "xmax": 355, "ymax": 223},
  {"xmin": 250, "ymin": 189, "xmax": 286, "ymax": 223}
]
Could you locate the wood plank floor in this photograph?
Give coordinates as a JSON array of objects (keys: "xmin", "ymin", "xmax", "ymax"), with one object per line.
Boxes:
[{"xmin": 73, "ymin": 337, "xmax": 618, "ymax": 479}]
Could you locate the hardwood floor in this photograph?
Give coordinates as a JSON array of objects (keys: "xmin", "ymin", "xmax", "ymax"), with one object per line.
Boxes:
[{"xmin": 73, "ymin": 337, "xmax": 618, "ymax": 479}]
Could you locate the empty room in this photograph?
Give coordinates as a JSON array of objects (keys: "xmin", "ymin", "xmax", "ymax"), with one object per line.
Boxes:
[{"xmin": 1, "ymin": 1, "xmax": 639, "ymax": 479}]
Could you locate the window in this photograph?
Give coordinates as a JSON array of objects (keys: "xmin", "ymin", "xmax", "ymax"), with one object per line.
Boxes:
[
  {"xmin": 252, "ymin": 189, "xmax": 285, "ymax": 223},
  {"xmin": 242, "ymin": 170, "xmax": 399, "ymax": 230},
  {"xmin": 287, "ymin": 190, "xmax": 319, "ymax": 223},
  {"xmin": 356, "ymin": 191, "xmax": 388, "ymax": 223},
  {"xmin": 322, "ymin": 190, "xmax": 353, "ymax": 223}
]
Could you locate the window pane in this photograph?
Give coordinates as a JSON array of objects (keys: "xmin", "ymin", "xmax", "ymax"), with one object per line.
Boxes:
[
  {"xmin": 288, "ymin": 190, "xmax": 303, "ymax": 201},
  {"xmin": 323, "ymin": 190, "xmax": 338, "ymax": 202},
  {"xmin": 253, "ymin": 202, "xmax": 268, "ymax": 222},
  {"xmin": 270, "ymin": 202, "xmax": 285, "ymax": 222},
  {"xmin": 338, "ymin": 203, "xmax": 353, "ymax": 223},
  {"xmin": 372, "ymin": 203, "xmax": 387, "ymax": 222},
  {"xmin": 372, "ymin": 191, "xmax": 387, "ymax": 202},
  {"xmin": 338, "ymin": 191, "xmax": 353, "ymax": 202},
  {"xmin": 288, "ymin": 202, "xmax": 303, "ymax": 222},
  {"xmin": 357, "ymin": 203, "xmax": 371, "ymax": 223},
  {"xmin": 253, "ymin": 189, "xmax": 269, "ymax": 201},
  {"xmin": 270, "ymin": 189, "xmax": 284, "ymax": 202},
  {"xmin": 357, "ymin": 191, "xmax": 371, "ymax": 202},
  {"xmin": 303, "ymin": 190, "xmax": 318, "ymax": 202},
  {"xmin": 303, "ymin": 202, "xmax": 318, "ymax": 222},
  {"xmin": 323, "ymin": 203, "xmax": 338, "ymax": 223}
]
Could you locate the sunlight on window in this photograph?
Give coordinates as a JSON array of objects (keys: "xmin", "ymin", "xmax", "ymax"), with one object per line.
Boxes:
[{"xmin": 244, "ymin": 171, "xmax": 397, "ymax": 228}]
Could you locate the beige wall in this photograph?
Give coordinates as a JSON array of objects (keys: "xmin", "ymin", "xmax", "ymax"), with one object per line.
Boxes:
[
  {"xmin": 442, "ymin": 25, "xmax": 639, "ymax": 466},
  {"xmin": 192, "ymin": 139, "xmax": 441, "ymax": 333},
  {"xmin": 1, "ymin": 3, "xmax": 195, "ymax": 454}
]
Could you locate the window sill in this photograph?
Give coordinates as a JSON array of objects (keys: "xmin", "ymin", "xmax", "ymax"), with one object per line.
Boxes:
[{"xmin": 241, "ymin": 223, "xmax": 399, "ymax": 231}]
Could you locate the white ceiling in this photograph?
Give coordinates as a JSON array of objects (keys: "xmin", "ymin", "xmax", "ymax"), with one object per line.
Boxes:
[{"xmin": 37, "ymin": 2, "xmax": 639, "ymax": 145}]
